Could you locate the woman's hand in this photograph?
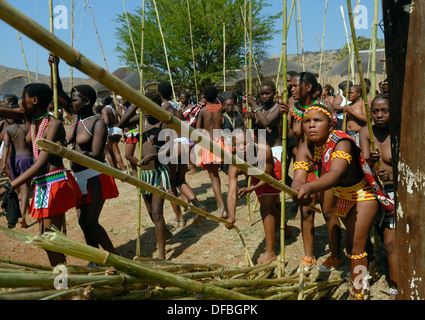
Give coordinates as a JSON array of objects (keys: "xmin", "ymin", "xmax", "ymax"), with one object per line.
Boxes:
[
  {"xmin": 245, "ymin": 93, "xmax": 258, "ymax": 110},
  {"xmin": 276, "ymin": 98, "xmax": 289, "ymax": 114},
  {"xmin": 378, "ymin": 168, "xmax": 392, "ymax": 182},
  {"xmin": 237, "ymin": 187, "xmax": 252, "ymax": 200},
  {"xmin": 138, "ymin": 154, "xmax": 154, "ymax": 166},
  {"xmin": 292, "ymin": 184, "xmax": 314, "ymax": 206},
  {"xmin": 369, "ymin": 150, "xmax": 381, "ymax": 162}
]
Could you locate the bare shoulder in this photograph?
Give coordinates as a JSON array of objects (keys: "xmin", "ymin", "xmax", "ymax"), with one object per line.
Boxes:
[
  {"xmin": 359, "ymin": 125, "xmax": 369, "ymax": 138},
  {"xmin": 161, "ymin": 100, "xmax": 173, "ymax": 111},
  {"xmin": 334, "ymin": 139, "xmax": 352, "ymax": 153}
]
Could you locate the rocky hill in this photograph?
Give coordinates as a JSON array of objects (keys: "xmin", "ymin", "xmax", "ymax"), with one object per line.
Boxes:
[{"xmin": 287, "ymin": 49, "xmax": 340, "ymax": 74}]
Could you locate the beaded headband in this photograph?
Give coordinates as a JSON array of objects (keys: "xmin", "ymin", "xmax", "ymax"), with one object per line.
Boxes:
[
  {"xmin": 305, "ymin": 105, "xmax": 332, "ymax": 122},
  {"xmin": 222, "ymin": 98, "xmax": 235, "ymax": 105},
  {"xmin": 72, "ymin": 87, "xmax": 90, "ymax": 101}
]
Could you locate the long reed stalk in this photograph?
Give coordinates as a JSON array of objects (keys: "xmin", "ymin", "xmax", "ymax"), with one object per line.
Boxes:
[
  {"xmin": 246, "ymin": 0, "xmax": 254, "ymax": 221},
  {"xmin": 16, "ymin": 30, "xmax": 31, "ymax": 83},
  {"xmin": 276, "ymin": 0, "xmax": 295, "ymax": 90},
  {"xmin": 294, "ymin": 1, "xmax": 300, "ymax": 72},
  {"xmin": 369, "ymin": 0, "xmax": 381, "ymax": 259},
  {"xmin": 296, "ymin": 0, "xmax": 305, "ymax": 72},
  {"xmin": 49, "ymin": 0, "xmax": 58, "ymax": 118},
  {"xmin": 86, "ymin": 0, "xmax": 119, "ymax": 108},
  {"xmin": 136, "ymin": 0, "xmax": 146, "ymax": 259},
  {"xmin": 186, "ymin": 0, "xmax": 198, "ymax": 102},
  {"xmin": 122, "ymin": 0, "xmax": 141, "ymax": 76},
  {"xmin": 152, "ymin": 0, "xmax": 176, "ymax": 101},
  {"xmin": 86, "ymin": 0, "xmax": 107, "ymax": 72},
  {"xmin": 346, "ymin": 0, "xmax": 376, "ymax": 152},
  {"xmin": 69, "ymin": 0, "xmax": 74, "ymax": 92},
  {"xmin": 223, "ymin": 22, "xmax": 226, "ymax": 91},
  {"xmin": 243, "ymin": 1, "xmax": 248, "ymax": 98},
  {"xmin": 319, "ymin": 0, "xmax": 328, "ymax": 81},
  {"xmin": 342, "ymin": 49, "xmax": 352, "ymax": 132},
  {"xmin": 278, "ymin": 0, "xmax": 288, "ymax": 278},
  {"xmin": 370, "ymin": 0, "xmax": 379, "ymax": 101}
]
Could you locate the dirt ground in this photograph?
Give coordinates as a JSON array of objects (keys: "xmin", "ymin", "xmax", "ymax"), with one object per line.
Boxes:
[{"xmin": 0, "ymin": 145, "xmax": 392, "ymax": 300}]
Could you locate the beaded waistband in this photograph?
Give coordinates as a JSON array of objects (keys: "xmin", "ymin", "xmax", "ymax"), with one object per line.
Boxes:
[{"xmin": 33, "ymin": 168, "xmax": 68, "ymax": 186}]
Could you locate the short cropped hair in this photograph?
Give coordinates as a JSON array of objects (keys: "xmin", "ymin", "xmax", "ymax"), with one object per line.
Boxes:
[
  {"xmin": 203, "ymin": 85, "xmax": 217, "ymax": 103},
  {"xmin": 158, "ymin": 82, "xmax": 173, "ymax": 100},
  {"xmin": 101, "ymin": 94, "xmax": 113, "ymax": 106},
  {"xmin": 22, "ymin": 83, "xmax": 53, "ymax": 108}
]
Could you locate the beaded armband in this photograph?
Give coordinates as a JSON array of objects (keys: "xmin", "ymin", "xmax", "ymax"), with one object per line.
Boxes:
[
  {"xmin": 293, "ymin": 161, "xmax": 309, "ymax": 172},
  {"xmin": 331, "ymin": 151, "xmax": 352, "ymax": 164}
]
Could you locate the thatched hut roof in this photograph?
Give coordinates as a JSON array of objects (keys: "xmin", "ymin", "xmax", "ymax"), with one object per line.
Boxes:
[
  {"xmin": 330, "ymin": 49, "xmax": 386, "ymax": 77},
  {"xmin": 93, "ymin": 66, "xmax": 135, "ymax": 95},
  {"xmin": 216, "ymin": 68, "xmax": 260, "ymax": 93},
  {"xmin": 0, "ymin": 75, "xmax": 45, "ymax": 98}
]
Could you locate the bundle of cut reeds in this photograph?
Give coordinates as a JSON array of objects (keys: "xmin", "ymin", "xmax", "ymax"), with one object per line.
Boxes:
[{"xmin": 0, "ymin": 227, "xmax": 344, "ymax": 300}]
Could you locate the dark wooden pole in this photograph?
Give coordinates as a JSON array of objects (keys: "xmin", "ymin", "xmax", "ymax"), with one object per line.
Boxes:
[
  {"xmin": 384, "ymin": 0, "xmax": 425, "ymax": 299},
  {"xmin": 381, "ymin": 0, "xmax": 410, "ymax": 202}
]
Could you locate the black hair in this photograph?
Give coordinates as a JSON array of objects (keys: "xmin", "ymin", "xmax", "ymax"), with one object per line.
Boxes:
[
  {"xmin": 371, "ymin": 94, "xmax": 389, "ymax": 109},
  {"xmin": 299, "ymin": 72, "xmax": 318, "ymax": 94},
  {"xmin": 158, "ymin": 82, "xmax": 173, "ymax": 99},
  {"xmin": 324, "ymin": 84, "xmax": 335, "ymax": 96},
  {"xmin": 72, "ymin": 85, "xmax": 97, "ymax": 108},
  {"xmin": 22, "ymin": 83, "xmax": 53, "ymax": 108},
  {"xmin": 204, "ymin": 85, "xmax": 218, "ymax": 103},
  {"xmin": 101, "ymin": 94, "xmax": 113, "ymax": 106},
  {"xmin": 353, "ymin": 84, "xmax": 362, "ymax": 93},
  {"xmin": 316, "ymin": 83, "xmax": 323, "ymax": 94},
  {"xmin": 94, "ymin": 104, "xmax": 103, "ymax": 114},
  {"xmin": 287, "ymin": 71, "xmax": 298, "ymax": 78},
  {"xmin": 339, "ymin": 80, "xmax": 353, "ymax": 90},
  {"xmin": 364, "ymin": 78, "xmax": 371, "ymax": 86},
  {"xmin": 219, "ymin": 91, "xmax": 237, "ymax": 104},
  {"xmin": 3, "ymin": 94, "xmax": 18, "ymax": 105},
  {"xmin": 261, "ymin": 80, "xmax": 277, "ymax": 94},
  {"xmin": 181, "ymin": 92, "xmax": 191, "ymax": 99},
  {"xmin": 145, "ymin": 91, "xmax": 162, "ymax": 105}
]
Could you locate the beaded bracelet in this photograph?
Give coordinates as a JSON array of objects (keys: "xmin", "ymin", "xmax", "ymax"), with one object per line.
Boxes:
[
  {"xmin": 3, "ymin": 182, "xmax": 12, "ymax": 191},
  {"xmin": 331, "ymin": 151, "xmax": 352, "ymax": 164},
  {"xmin": 293, "ymin": 161, "xmax": 309, "ymax": 172},
  {"xmin": 389, "ymin": 288, "xmax": 398, "ymax": 295}
]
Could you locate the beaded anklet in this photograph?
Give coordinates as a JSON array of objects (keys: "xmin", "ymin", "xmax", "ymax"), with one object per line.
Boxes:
[{"xmin": 346, "ymin": 251, "xmax": 368, "ymax": 260}]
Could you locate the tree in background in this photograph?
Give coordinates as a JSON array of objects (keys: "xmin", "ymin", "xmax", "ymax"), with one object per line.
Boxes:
[
  {"xmin": 337, "ymin": 36, "xmax": 385, "ymax": 62},
  {"xmin": 114, "ymin": 0, "xmax": 280, "ymax": 92}
]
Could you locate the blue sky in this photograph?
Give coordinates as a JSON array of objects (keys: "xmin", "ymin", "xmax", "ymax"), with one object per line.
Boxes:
[{"xmin": 0, "ymin": 0, "xmax": 384, "ymax": 80}]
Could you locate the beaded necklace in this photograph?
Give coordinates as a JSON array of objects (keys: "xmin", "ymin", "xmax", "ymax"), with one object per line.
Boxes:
[
  {"xmin": 31, "ymin": 113, "xmax": 50, "ymax": 161},
  {"xmin": 313, "ymin": 131, "xmax": 334, "ymax": 163},
  {"xmin": 70, "ymin": 115, "xmax": 97, "ymax": 136},
  {"xmin": 291, "ymin": 100, "xmax": 317, "ymax": 121}
]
